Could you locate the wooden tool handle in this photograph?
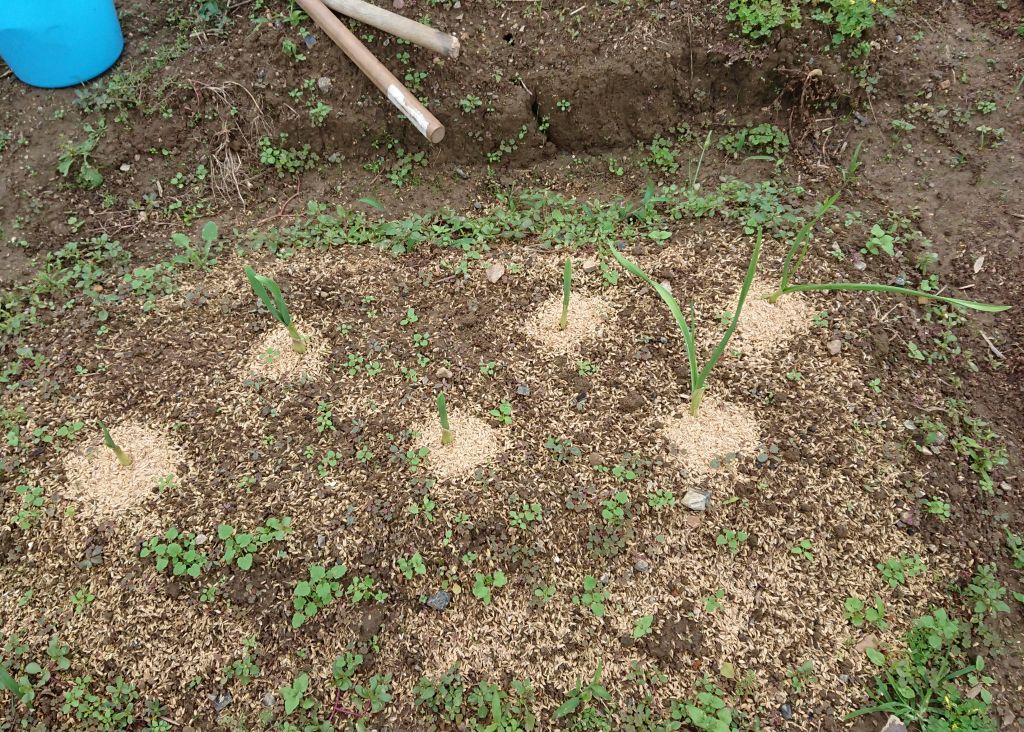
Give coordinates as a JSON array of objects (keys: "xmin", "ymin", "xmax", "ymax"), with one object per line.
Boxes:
[
  {"xmin": 295, "ymin": 0, "xmax": 445, "ymax": 143},
  {"xmin": 322, "ymin": 0, "xmax": 460, "ymax": 59}
]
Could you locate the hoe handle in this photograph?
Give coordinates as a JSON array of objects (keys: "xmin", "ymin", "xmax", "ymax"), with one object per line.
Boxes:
[
  {"xmin": 322, "ymin": 0, "xmax": 460, "ymax": 59},
  {"xmin": 295, "ymin": 0, "xmax": 445, "ymax": 143}
]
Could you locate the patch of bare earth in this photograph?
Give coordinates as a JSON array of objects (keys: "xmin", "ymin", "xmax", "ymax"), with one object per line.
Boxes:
[
  {"xmin": 660, "ymin": 399, "xmax": 761, "ymax": 478},
  {"xmin": 412, "ymin": 410, "xmax": 502, "ymax": 482},
  {"xmin": 61, "ymin": 421, "xmax": 183, "ymax": 515},
  {"xmin": 524, "ymin": 293, "xmax": 612, "ymax": 356},
  {"xmin": 243, "ymin": 318, "xmax": 328, "ymax": 381}
]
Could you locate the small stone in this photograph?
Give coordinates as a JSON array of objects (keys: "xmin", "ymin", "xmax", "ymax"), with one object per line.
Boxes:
[
  {"xmin": 827, "ymin": 339, "xmax": 842, "ymax": 355},
  {"xmin": 485, "ymin": 263, "xmax": 505, "ymax": 283},
  {"xmin": 427, "ymin": 591, "xmax": 451, "ymax": 611},
  {"xmin": 437, "ymin": 366, "xmax": 453, "ymax": 380},
  {"xmin": 854, "ymin": 634, "xmax": 878, "ymax": 654},
  {"xmin": 779, "ymin": 703, "xmax": 793, "ymax": 720},
  {"xmin": 880, "ymin": 715, "xmax": 908, "ymax": 732},
  {"xmin": 261, "ymin": 692, "xmax": 276, "ymax": 707},
  {"xmin": 194, "ymin": 533, "xmax": 208, "ymax": 546},
  {"xmin": 211, "ymin": 690, "xmax": 233, "ymax": 712},
  {"xmin": 303, "ymin": 34, "xmax": 317, "ymax": 47},
  {"xmin": 317, "ymin": 76, "xmax": 332, "ymax": 93},
  {"xmin": 682, "ymin": 490, "xmax": 709, "ymax": 512},
  {"xmin": 582, "ymin": 256, "xmax": 599, "ymax": 273},
  {"xmin": 454, "ymin": 168, "xmax": 469, "ymax": 180},
  {"xmin": 634, "ymin": 559, "xmax": 651, "ymax": 573},
  {"xmin": 119, "ymin": 163, "xmax": 130, "ymax": 172},
  {"xmin": 516, "ymin": 384, "xmax": 530, "ymax": 397}
]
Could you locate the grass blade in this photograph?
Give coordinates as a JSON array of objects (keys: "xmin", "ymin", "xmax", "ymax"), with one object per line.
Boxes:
[
  {"xmin": 778, "ymin": 191, "xmax": 840, "ymax": 291},
  {"xmin": 0, "ymin": 666, "xmax": 22, "ymax": 697},
  {"xmin": 692, "ymin": 230, "xmax": 765, "ymax": 411},
  {"xmin": 98, "ymin": 420, "xmax": 133, "ymax": 467},
  {"xmin": 245, "ymin": 266, "xmax": 306, "ymax": 353},
  {"xmin": 607, "ymin": 246, "xmax": 698, "ymax": 402},
  {"xmin": 244, "ymin": 266, "xmax": 292, "ymax": 327},
  {"xmin": 776, "ymin": 282, "xmax": 1009, "ymax": 313},
  {"xmin": 437, "ymin": 392, "xmax": 453, "ymax": 446},
  {"xmin": 559, "ymin": 257, "xmax": 572, "ymax": 331}
]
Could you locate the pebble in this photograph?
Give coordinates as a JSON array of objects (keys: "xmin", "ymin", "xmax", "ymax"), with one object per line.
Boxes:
[
  {"xmin": 261, "ymin": 692, "xmax": 276, "ymax": 707},
  {"xmin": 880, "ymin": 715, "xmax": 908, "ymax": 732},
  {"xmin": 516, "ymin": 384, "xmax": 530, "ymax": 397},
  {"xmin": 485, "ymin": 263, "xmax": 505, "ymax": 283},
  {"xmin": 194, "ymin": 533, "xmax": 208, "ymax": 546},
  {"xmin": 582, "ymin": 256, "xmax": 599, "ymax": 273},
  {"xmin": 827, "ymin": 339, "xmax": 842, "ymax": 355},
  {"xmin": 437, "ymin": 366, "xmax": 453, "ymax": 380},
  {"xmin": 779, "ymin": 702, "xmax": 793, "ymax": 720},
  {"xmin": 426, "ymin": 591, "xmax": 451, "ymax": 611},
  {"xmin": 682, "ymin": 490, "xmax": 709, "ymax": 512},
  {"xmin": 316, "ymin": 76, "xmax": 332, "ymax": 93},
  {"xmin": 634, "ymin": 559, "xmax": 651, "ymax": 573},
  {"xmin": 210, "ymin": 691, "xmax": 232, "ymax": 712},
  {"xmin": 119, "ymin": 163, "xmax": 130, "ymax": 172}
]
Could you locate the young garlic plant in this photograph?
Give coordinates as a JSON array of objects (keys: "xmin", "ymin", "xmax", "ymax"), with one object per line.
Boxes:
[
  {"xmin": 437, "ymin": 392, "xmax": 454, "ymax": 446},
  {"xmin": 559, "ymin": 257, "xmax": 572, "ymax": 331},
  {"xmin": 609, "ymin": 230, "xmax": 763, "ymax": 418},
  {"xmin": 244, "ymin": 266, "xmax": 307, "ymax": 353},
  {"xmin": 766, "ymin": 192, "xmax": 1009, "ymax": 314},
  {"xmin": 98, "ymin": 420, "xmax": 133, "ymax": 467}
]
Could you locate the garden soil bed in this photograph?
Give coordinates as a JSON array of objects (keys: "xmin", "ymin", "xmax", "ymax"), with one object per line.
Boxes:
[{"xmin": 1, "ymin": 0, "xmax": 1022, "ymax": 729}]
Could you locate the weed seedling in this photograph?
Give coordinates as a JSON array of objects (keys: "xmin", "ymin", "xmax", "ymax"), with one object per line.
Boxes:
[
  {"xmin": 632, "ymin": 614, "xmax": 654, "ymax": 639},
  {"xmin": 98, "ymin": 420, "xmax": 132, "ymax": 467},
  {"xmin": 472, "ymin": 570, "xmax": 507, "ymax": 605},
  {"xmin": 140, "ymin": 527, "xmax": 208, "ymax": 578},
  {"xmin": 877, "ymin": 555, "xmax": 926, "ymax": 587},
  {"xmin": 844, "ymin": 595, "xmax": 888, "ymax": 630},
  {"xmin": 573, "ymin": 576, "xmax": 609, "ymax": 617},
  {"xmin": 291, "ymin": 564, "xmax": 347, "ymax": 628},
  {"xmin": 559, "ymin": 257, "xmax": 572, "ymax": 330},
  {"xmin": 244, "ymin": 266, "xmax": 306, "ymax": 353},
  {"xmin": 490, "ymin": 400, "xmax": 513, "ymax": 426},
  {"xmin": 437, "ymin": 392, "xmax": 453, "ymax": 445},
  {"xmin": 790, "ymin": 538, "xmax": 815, "ymax": 561},
  {"xmin": 716, "ymin": 529, "xmax": 749, "ymax": 556}
]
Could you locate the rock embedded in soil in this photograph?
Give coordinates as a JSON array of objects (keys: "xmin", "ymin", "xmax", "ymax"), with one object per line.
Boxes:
[
  {"xmin": 827, "ymin": 339, "xmax": 843, "ymax": 355},
  {"xmin": 682, "ymin": 490, "xmax": 709, "ymax": 512},
  {"xmin": 427, "ymin": 591, "xmax": 451, "ymax": 610},
  {"xmin": 779, "ymin": 703, "xmax": 793, "ymax": 720},
  {"xmin": 484, "ymin": 263, "xmax": 505, "ymax": 283},
  {"xmin": 880, "ymin": 716, "xmax": 908, "ymax": 732}
]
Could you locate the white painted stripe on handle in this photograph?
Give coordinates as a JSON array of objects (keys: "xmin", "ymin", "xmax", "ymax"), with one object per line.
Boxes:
[{"xmin": 387, "ymin": 85, "xmax": 429, "ymax": 136}]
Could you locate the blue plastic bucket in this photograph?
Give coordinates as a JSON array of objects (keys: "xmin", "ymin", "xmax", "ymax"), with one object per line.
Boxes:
[{"xmin": 0, "ymin": 0, "xmax": 124, "ymax": 89}]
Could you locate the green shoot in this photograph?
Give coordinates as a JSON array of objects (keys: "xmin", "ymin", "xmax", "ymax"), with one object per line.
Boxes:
[
  {"xmin": 244, "ymin": 266, "xmax": 307, "ymax": 353},
  {"xmin": 559, "ymin": 257, "xmax": 572, "ymax": 330},
  {"xmin": 98, "ymin": 420, "xmax": 133, "ymax": 467},
  {"xmin": 437, "ymin": 392, "xmax": 453, "ymax": 446},
  {"xmin": 609, "ymin": 230, "xmax": 762, "ymax": 417},
  {"xmin": 767, "ymin": 282, "xmax": 1008, "ymax": 312},
  {"xmin": 771, "ymin": 145, "xmax": 1007, "ymax": 313},
  {"xmin": 0, "ymin": 665, "xmax": 22, "ymax": 697}
]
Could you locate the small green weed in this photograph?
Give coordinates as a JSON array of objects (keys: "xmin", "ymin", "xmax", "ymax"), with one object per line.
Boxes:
[
  {"xmin": 140, "ymin": 527, "xmax": 209, "ymax": 578},
  {"xmin": 291, "ymin": 564, "xmax": 347, "ymax": 628}
]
